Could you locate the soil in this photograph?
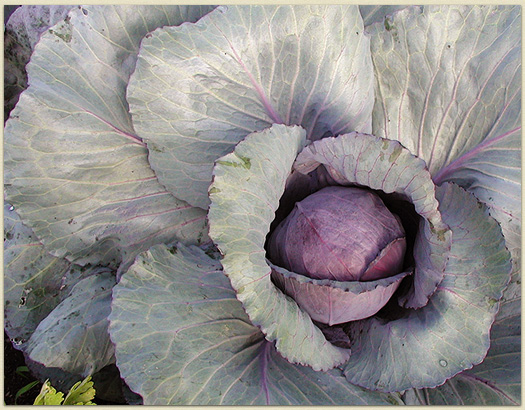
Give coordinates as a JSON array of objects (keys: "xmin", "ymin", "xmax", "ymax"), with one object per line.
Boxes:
[
  {"xmin": 4, "ymin": 332, "xmax": 121, "ymax": 405},
  {"xmin": 4, "ymin": 331, "xmax": 42, "ymax": 405}
]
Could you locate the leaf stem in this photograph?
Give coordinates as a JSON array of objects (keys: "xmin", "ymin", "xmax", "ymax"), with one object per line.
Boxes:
[{"xmin": 432, "ymin": 127, "xmax": 520, "ymax": 185}]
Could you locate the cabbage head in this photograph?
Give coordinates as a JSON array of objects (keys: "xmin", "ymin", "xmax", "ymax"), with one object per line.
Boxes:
[{"xmin": 4, "ymin": 5, "xmax": 521, "ymax": 405}]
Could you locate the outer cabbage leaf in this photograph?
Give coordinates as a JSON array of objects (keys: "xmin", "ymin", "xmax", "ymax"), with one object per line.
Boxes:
[
  {"xmin": 343, "ymin": 183, "xmax": 512, "ymax": 392},
  {"xmin": 408, "ymin": 241, "xmax": 521, "ymax": 405},
  {"xmin": 4, "ymin": 203, "xmax": 126, "ymax": 400},
  {"xmin": 370, "ymin": 5, "xmax": 520, "ymax": 175},
  {"xmin": 294, "ymin": 132, "xmax": 451, "ymax": 308},
  {"xmin": 370, "ymin": 5, "xmax": 521, "ymax": 287},
  {"xmin": 421, "ymin": 302, "xmax": 520, "ymax": 405},
  {"xmin": 368, "ymin": 5, "xmax": 520, "ymax": 397},
  {"xmin": 128, "ymin": 5, "xmax": 374, "ymax": 209},
  {"xmin": 434, "ymin": 127, "xmax": 521, "ymax": 280},
  {"xmin": 359, "ymin": 6, "xmax": 408, "ymax": 27},
  {"xmin": 4, "ymin": 5, "xmax": 213, "ymax": 272},
  {"xmin": 4, "ymin": 5, "xmax": 73, "ymax": 117},
  {"xmin": 4, "ymin": 203, "xmax": 85, "ymax": 347},
  {"xmin": 207, "ymin": 124, "xmax": 349, "ymax": 370},
  {"xmin": 25, "ymin": 271, "xmax": 116, "ymax": 377},
  {"xmin": 109, "ymin": 243, "xmax": 400, "ymax": 405},
  {"xmin": 5, "ymin": 6, "xmax": 73, "ymax": 48}
]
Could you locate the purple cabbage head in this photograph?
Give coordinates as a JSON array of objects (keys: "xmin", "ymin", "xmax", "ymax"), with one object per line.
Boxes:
[{"xmin": 268, "ymin": 186, "xmax": 408, "ymax": 324}]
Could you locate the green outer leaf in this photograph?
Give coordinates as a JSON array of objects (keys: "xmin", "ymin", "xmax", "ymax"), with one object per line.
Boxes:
[
  {"xmin": 434, "ymin": 127, "xmax": 521, "ymax": 284},
  {"xmin": 4, "ymin": 6, "xmax": 212, "ymax": 272},
  {"xmin": 431, "ymin": 128, "xmax": 520, "ymax": 405},
  {"xmin": 109, "ymin": 243, "xmax": 399, "ymax": 405},
  {"xmin": 128, "ymin": 5, "xmax": 374, "ymax": 209},
  {"xmin": 417, "ymin": 246, "xmax": 521, "ymax": 405},
  {"xmin": 4, "ymin": 204, "xmax": 118, "ymax": 394},
  {"xmin": 414, "ymin": 302, "xmax": 520, "ymax": 405},
  {"xmin": 461, "ymin": 297, "xmax": 520, "ymax": 404},
  {"xmin": 4, "ymin": 6, "xmax": 73, "ymax": 117},
  {"xmin": 343, "ymin": 182, "xmax": 512, "ymax": 393},
  {"xmin": 4, "ymin": 203, "xmax": 85, "ymax": 348},
  {"xmin": 294, "ymin": 132, "xmax": 451, "ymax": 308},
  {"xmin": 370, "ymin": 5, "xmax": 521, "ymax": 176},
  {"xmin": 24, "ymin": 271, "xmax": 116, "ymax": 377},
  {"xmin": 208, "ymin": 124, "xmax": 349, "ymax": 370}
]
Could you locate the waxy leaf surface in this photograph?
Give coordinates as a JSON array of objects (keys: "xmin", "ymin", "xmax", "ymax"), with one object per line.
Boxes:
[
  {"xmin": 370, "ymin": 5, "xmax": 520, "ymax": 175},
  {"xmin": 359, "ymin": 5, "xmax": 408, "ymax": 26},
  {"xmin": 434, "ymin": 127, "xmax": 521, "ymax": 280},
  {"xmin": 4, "ymin": 203, "xmax": 80, "ymax": 348},
  {"xmin": 4, "ymin": 5, "xmax": 73, "ymax": 116},
  {"xmin": 109, "ymin": 243, "xmax": 400, "ymax": 405},
  {"xmin": 411, "ymin": 235, "xmax": 521, "ymax": 405},
  {"xmin": 25, "ymin": 271, "xmax": 116, "ymax": 377},
  {"xmin": 208, "ymin": 124, "xmax": 350, "ymax": 370},
  {"xmin": 343, "ymin": 183, "xmax": 512, "ymax": 393},
  {"xmin": 128, "ymin": 5, "xmax": 374, "ymax": 208},
  {"xmin": 4, "ymin": 5, "xmax": 212, "ymax": 272},
  {"xmin": 370, "ymin": 5, "xmax": 521, "ymax": 282}
]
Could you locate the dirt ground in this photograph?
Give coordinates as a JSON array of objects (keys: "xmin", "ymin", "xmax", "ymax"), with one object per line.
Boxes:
[
  {"xmin": 4, "ymin": 332, "xmax": 122, "ymax": 405},
  {"xmin": 4, "ymin": 332, "xmax": 42, "ymax": 405}
]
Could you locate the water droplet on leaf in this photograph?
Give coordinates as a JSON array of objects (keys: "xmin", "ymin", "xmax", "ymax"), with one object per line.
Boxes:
[{"xmin": 439, "ymin": 359, "xmax": 448, "ymax": 367}]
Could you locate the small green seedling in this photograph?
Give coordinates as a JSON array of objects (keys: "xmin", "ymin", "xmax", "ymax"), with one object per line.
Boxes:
[
  {"xmin": 33, "ymin": 376, "xmax": 96, "ymax": 405},
  {"xmin": 15, "ymin": 381, "xmax": 40, "ymax": 404},
  {"xmin": 14, "ymin": 366, "xmax": 40, "ymax": 404}
]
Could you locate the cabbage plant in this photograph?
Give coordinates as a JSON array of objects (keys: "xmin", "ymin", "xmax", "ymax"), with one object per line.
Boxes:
[{"xmin": 4, "ymin": 5, "xmax": 521, "ymax": 405}]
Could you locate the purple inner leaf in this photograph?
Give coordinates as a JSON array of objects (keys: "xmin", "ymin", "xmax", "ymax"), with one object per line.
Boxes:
[{"xmin": 269, "ymin": 186, "xmax": 406, "ymax": 282}]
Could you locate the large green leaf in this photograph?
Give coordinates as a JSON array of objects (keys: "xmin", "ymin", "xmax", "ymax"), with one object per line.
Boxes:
[
  {"xmin": 369, "ymin": 5, "xmax": 521, "ymax": 302},
  {"xmin": 4, "ymin": 6, "xmax": 73, "ymax": 117},
  {"xmin": 294, "ymin": 132, "xmax": 451, "ymax": 308},
  {"xmin": 207, "ymin": 124, "xmax": 349, "ymax": 370},
  {"xmin": 25, "ymin": 271, "xmax": 116, "ymax": 377},
  {"xmin": 4, "ymin": 202, "xmax": 123, "ymax": 398},
  {"xmin": 343, "ymin": 183, "xmax": 512, "ymax": 393},
  {"xmin": 409, "ymin": 238, "xmax": 521, "ymax": 405},
  {"xmin": 431, "ymin": 122, "xmax": 520, "ymax": 406},
  {"xmin": 370, "ymin": 5, "xmax": 521, "ymax": 176},
  {"xmin": 368, "ymin": 6, "xmax": 520, "ymax": 397},
  {"xmin": 421, "ymin": 300, "xmax": 520, "ymax": 405},
  {"xmin": 128, "ymin": 5, "xmax": 374, "ymax": 209},
  {"xmin": 4, "ymin": 6, "xmax": 213, "ymax": 272},
  {"xmin": 4, "ymin": 203, "xmax": 83, "ymax": 347},
  {"xmin": 434, "ymin": 127, "xmax": 521, "ymax": 280},
  {"xmin": 109, "ymin": 243, "xmax": 400, "ymax": 405}
]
